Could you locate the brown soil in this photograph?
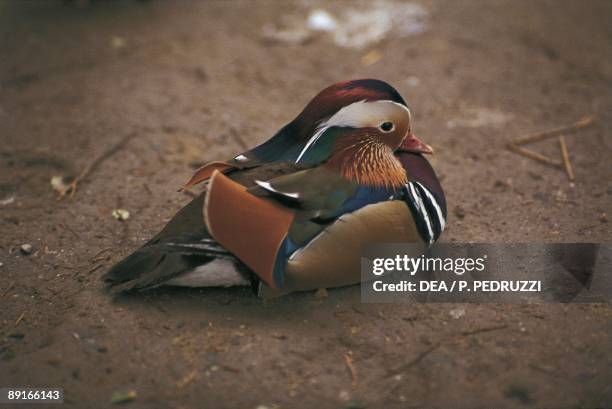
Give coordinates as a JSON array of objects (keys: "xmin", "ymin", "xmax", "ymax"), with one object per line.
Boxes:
[{"xmin": 1, "ymin": 1, "xmax": 611, "ymax": 408}]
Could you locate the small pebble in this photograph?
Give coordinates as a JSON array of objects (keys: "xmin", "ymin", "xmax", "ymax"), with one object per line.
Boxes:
[
  {"xmin": 338, "ymin": 389, "xmax": 351, "ymax": 402},
  {"xmin": 454, "ymin": 206, "xmax": 466, "ymax": 220},
  {"xmin": 314, "ymin": 288, "xmax": 329, "ymax": 298},
  {"xmin": 20, "ymin": 244, "xmax": 33, "ymax": 255},
  {"xmin": 0, "ymin": 196, "xmax": 15, "ymax": 206},
  {"xmin": 493, "ymin": 179, "xmax": 512, "ymax": 190},
  {"xmin": 307, "ymin": 9, "xmax": 337, "ymax": 32},
  {"xmin": 405, "ymin": 76, "xmax": 420, "ymax": 87},
  {"xmin": 600, "ymin": 213, "xmax": 608, "ymax": 223},
  {"xmin": 112, "ymin": 209, "xmax": 130, "ymax": 221},
  {"xmin": 449, "ymin": 308, "xmax": 465, "ymax": 319},
  {"xmin": 110, "ymin": 389, "xmax": 137, "ymax": 405},
  {"xmin": 110, "ymin": 35, "xmax": 126, "ymax": 49}
]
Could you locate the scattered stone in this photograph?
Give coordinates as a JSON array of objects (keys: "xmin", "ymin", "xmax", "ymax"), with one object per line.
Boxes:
[
  {"xmin": 110, "ymin": 389, "xmax": 137, "ymax": 405},
  {"xmin": 494, "ymin": 179, "xmax": 512, "ymax": 191},
  {"xmin": 110, "ymin": 35, "xmax": 126, "ymax": 49},
  {"xmin": 50, "ymin": 175, "xmax": 71, "ymax": 196},
  {"xmin": 454, "ymin": 206, "xmax": 466, "ymax": 220},
  {"xmin": 20, "ymin": 244, "xmax": 33, "ymax": 255},
  {"xmin": 600, "ymin": 213, "xmax": 608, "ymax": 223},
  {"xmin": 314, "ymin": 288, "xmax": 329, "ymax": 298},
  {"xmin": 554, "ymin": 189, "xmax": 568, "ymax": 202},
  {"xmin": 0, "ymin": 196, "xmax": 15, "ymax": 206},
  {"xmin": 449, "ymin": 308, "xmax": 465, "ymax": 319},
  {"xmin": 338, "ymin": 389, "xmax": 351, "ymax": 402},
  {"xmin": 261, "ymin": 24, "xmax": 312, "ymax": 45},
  {"xmin": 8, "ymin": 332, "xmax": 24, "ymax": 340},
  {"xmin": 112, "ymin": 209, "xmax": 130, "ymax": 221},
  {"xmin": 361, "ymin": 49, "xmax": 382, "ymax": 66},
  {"xmin": 307, "ymin": 9, "xmax": 337, "ymax": 32},
  {"xmin": 405, "ymin": 76, "xmax": 420, "ymax": 87}
]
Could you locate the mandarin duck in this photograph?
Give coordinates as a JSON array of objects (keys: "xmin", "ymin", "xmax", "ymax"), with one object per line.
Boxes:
[{"xmin": 103, "ymin": 79, "xmax": 446, "ymax": 297}]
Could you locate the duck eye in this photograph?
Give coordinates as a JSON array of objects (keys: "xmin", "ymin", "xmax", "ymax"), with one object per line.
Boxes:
[{"xmin": 380, "ymin": 121, "xmax": 394, "ymax": 132}]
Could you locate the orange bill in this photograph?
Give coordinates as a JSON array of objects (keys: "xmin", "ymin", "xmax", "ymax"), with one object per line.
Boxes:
[
  {"xmin": 181, "ymin": 161, "xmax": 235, "ymax": 190},
  {"xmin": 203, "ymin": 171, "xmax": 295, "ymax": 288}
]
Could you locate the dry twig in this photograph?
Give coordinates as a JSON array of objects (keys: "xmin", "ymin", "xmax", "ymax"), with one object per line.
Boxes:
[
  {"xmin": 509, "ymin": 115, "xmax": 594, "ymax": 146},
  {"xmin": 385, "ymin": 343, "xmax": 440, "ymax": 379},
  {"xmin": 87, "ymin": 264, "xmax": 104, "ymax": 275},
  {"xmin": 90, "ymin": 247, "xmax": 113, "ymax": 262},
  {"xmin": 506, "ymin": 115, "xmax": 595, "ymax": 176},
  {"xmin": 507, "ymin": 145, "xmax": 562, "ymax": 168},
  {"xmin": 15, "ymin": 311, "xmax": 26, "ymax": 326},
  {"xmin": 344, "ymin": 353, "xmax": 358, "ymax": 387},
  {"xmin": 461, "ymin": 324, "xmax": 508, "ymax": 336},
  {"xmin": 58, "ymin": 133, "xmax": 137, "ymax": 199},
  {"xmin": 558, "ymin": 135, "xmax": 575, "ymax": 181}
]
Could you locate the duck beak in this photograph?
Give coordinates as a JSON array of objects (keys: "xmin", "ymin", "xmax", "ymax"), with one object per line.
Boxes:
[{"xmin": 399, "ymin": 133, "xmax": 434, "ymax": 155}]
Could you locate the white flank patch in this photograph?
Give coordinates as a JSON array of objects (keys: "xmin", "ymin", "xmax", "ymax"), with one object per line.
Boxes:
[
  {"xmin": 234, "ymin": 154, "xmax": 248, "ymax": 161},
  {"xmin": 165, "ymin": 259, "xmax": 250, "ymax": 288}
]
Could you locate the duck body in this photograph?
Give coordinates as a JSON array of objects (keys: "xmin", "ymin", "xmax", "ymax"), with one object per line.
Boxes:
[{"xmin": 103, "ymin": 80, "xmax": 446, "ymax": 297}]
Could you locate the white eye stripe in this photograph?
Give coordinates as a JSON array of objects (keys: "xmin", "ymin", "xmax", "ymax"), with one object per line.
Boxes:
[
  {"xmin": 322, "ymin": 100, "xmax": 410, "ymax": 129},
  {"xmin": 295, "ymin": 99, "xmax": 410, "ymax": 163}
]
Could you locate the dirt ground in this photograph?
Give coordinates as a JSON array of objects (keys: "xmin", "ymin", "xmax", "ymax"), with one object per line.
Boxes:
[{"xmin": 1, "ymin": 1, "xmax": 611, "ymax": 408}]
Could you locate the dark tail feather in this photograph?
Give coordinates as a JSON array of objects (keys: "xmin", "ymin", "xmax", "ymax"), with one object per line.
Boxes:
[{"xmin": 102, "ymin": 237, "xmax": 242, "ymax": 292}]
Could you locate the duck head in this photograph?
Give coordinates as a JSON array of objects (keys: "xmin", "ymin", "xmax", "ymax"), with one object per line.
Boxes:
[
  {"xmin": 295, "ymin": 100, "xmax": 427, "ymax": 188},
  {"xmin": 240, "ymin": 78, "xmax": 433, "ymax": 164},
  {"xmin": 184, "ymin": 79, "xmax": 438, "ymax": 193}
]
